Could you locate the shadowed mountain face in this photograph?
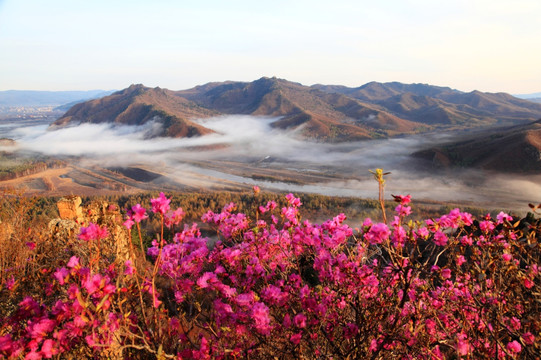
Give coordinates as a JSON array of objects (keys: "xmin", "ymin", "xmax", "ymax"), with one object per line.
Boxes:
[
  {"xmin": 415, "ymin": 119, "xmax": 541, "ymax": 173},
  {"xmin": 52, "ymin": 77, "xmax": 541, "ymax": 142}
]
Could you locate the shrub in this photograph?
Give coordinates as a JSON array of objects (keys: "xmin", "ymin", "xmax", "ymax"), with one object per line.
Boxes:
[{"xmin": 1, "ymin": 188, "xmax": 539, "ymax": 359}]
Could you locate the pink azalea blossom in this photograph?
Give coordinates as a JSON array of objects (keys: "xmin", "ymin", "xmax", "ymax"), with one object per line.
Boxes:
[
  {"xmin": 433, "ymin": 231, "xmax": 448, "ymax": 246},
  {"xmin": 151, "ymin": 192, "xmax": 171, "ymax": 214},
  {"xmin": 78, "ymin": 223, "xmax": 108, "ymax": 242},
  {"xmin": 524, "ymin": 277, "xmax": 534, "ymax": 289},
  {"xmin": 290, "ymin": 333, "xmax": 302, "ymax": 345},
  {"xmin": 165, "ymin": 207, "xmax": 185, "ymax": 228},
  {"xmin": 285, "ymin": 193, "xmax": 302, "ymax": 207},
  {"xmin": 123, "ymin": 218, "xmax": 135, "ymax": 230},
  {"xmin": 496, "ymin": 211, "xmax": 513, "ymax": 224},
  {"xmin": 393, "ymin": 194, "xmax": 411, "ymax": 204},
  {"xmin": 67, "ymin": 256, "xmax": 80, "ymax": 268},
  {"xmin": 53, "ymin": 267, "xmax": 69, "ymax": 285},
  {"xmin": 251, "ymin": 302, "xmax": 271, "ymax": 335},
  {"xmin": 441, "ymin": 269, "xmax": 452, "ymax": 279},
  {"xmin": 293, "ymin": 313, "xmax": 307, "ymax": 328},
  {"xmin": 479, "ymin": 220, "xmax": 495, "ymax": 233},
  {"xmin": 506, "ymin": 340, "xmax": 521, "ymax": 354},
  {"xmin": 365, "ymin": 223, "xmax": 390, "ymax": 245},
  {"xmin": 124, "ymin": 260, "xmax": 135, "ymax": 276},
  {"xmin": 522, "ymin": 332, "xmax": 535, "ymax": 345},
  {"xmin": 130, "ymin": 204, "xmax": 148, "ymax": 223},
  {"xmin": 457, "ymin": 335, "xmax": 470, "ymax": 356},
  {"xmin": 395, "ymin": 204, "xmax": 412, "ymax": 217}
]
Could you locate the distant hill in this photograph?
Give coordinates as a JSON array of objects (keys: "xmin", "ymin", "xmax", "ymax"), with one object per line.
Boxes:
[
  {"xmin": 51, "ymin": 77, "xmax": 541, "ymax": 141},
  {"xmin": 415, "ymin": 119, "xmax": 541, "ymax": 173},
  {"xmin": 51, "ymin": 85, "xmax": 217, "ymax": 138},
  {"xmin": 0, "ymin": 90, "xmax": 114, "ymax": 106},
  {"xmin": 514, "ymin": 91, "xmax": 541, "ymax": 99},
  {"xmin": 315, "ymin": 82, "xmax": 541, "ymax": 127}
]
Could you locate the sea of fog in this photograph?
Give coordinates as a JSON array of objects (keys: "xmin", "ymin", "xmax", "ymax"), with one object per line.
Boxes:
[{"xmin": 1, "ymin": 115, "xmax": 540, "ymax": 213}]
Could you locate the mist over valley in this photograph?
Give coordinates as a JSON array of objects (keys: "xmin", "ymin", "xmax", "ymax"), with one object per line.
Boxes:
[{"xmin": 1, "ymin": 78, "xmax": 541, "ymax": 213}]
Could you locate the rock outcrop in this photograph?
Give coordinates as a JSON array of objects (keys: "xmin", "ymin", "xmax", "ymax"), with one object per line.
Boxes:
[{"xmin": 49, "ymin": 196, "xmax": 132, "ymax": 263}]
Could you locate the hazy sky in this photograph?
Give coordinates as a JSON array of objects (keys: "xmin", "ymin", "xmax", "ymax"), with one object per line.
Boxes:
[{"xmin": 0, "ymin": 0, "xmax": 540, "ymax": 93}]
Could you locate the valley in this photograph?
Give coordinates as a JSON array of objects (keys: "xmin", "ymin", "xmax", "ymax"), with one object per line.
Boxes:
[{"xmin": 1, "ymin": 78, "xmax": 541, "ymax": 214}]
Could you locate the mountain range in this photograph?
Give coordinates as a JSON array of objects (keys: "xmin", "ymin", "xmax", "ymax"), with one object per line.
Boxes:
[{"xmin": 51, "ymin": 77, "xmax": 541, "ymax": 142}]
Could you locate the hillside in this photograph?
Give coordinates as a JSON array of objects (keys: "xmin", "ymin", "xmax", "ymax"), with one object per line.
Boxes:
[
  {"xmin": 315, "ymin": 81, "xmax": 541, "ymax": 127},
  {"xmin": 50, "ymin": 78, "xmax": 541, "ymax": 141},
  {"xmin": 51, "ymin": 85, "xmax": 217, "ymax": 138},
  {"xmin": 415, "ymin": 119, "xmax": 541, "ymax": 172},
  {"xmin": 177, "ymin": 77, "xmax": 413, "ymax": 141}
]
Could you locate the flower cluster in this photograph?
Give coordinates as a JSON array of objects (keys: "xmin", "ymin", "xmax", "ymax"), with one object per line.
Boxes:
[{"xmin": 1, "ymin": 192, "xmax": 539, "ymax": 359}]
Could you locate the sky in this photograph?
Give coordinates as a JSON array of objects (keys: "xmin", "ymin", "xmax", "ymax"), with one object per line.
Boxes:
[{"xmin": 0, "ymin": 0, "xmax": 540, "ymax": 93}]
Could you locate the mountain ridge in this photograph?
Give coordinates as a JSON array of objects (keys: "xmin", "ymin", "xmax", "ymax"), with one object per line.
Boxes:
[{"xmin": 51, "ymin": 77, "xmax": 541, "ymax": 142}]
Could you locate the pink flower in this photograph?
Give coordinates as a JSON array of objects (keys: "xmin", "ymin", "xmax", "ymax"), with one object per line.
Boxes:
[
  {"xmin": 433, "ymin": 231, "xmax": 448, "ymax": 246},
  {"xmin": 460, "ymin": 235, "xmax": 473, "ymax": 246},
  {"xmin": 416, "ymin": 227, "xmax": 429, "ymax": 238},
  {"xmin": 67, "ymin": 256, "xmax": 80, "ymax": 268},
  {"xmin": 506, "ymin": 340, "xmax": 521, "ymax": 354},
  {"xmin": 5, "ymin": 276, "xmax": 16, "ymax": 291},
  {"xmin": 253, "ymin": 185, "xmax": 260, "ymax": 195},
  {"xmin": 293, "ymin": 313, "xmax": 307, "ymax": 328},
  {"xmin": 130, "ymin": 204, "xmax": 148, "ymax": 223},
  {"xmin": 26, "ymin": 241, "xmax": 36, "ymax": 250},
  {"xmin": 290, "ymin": 333, "xmax": 302, "ymax": 345},
  {"xmin": 197, "ymin": 272, "xmax": 217, "ymax": 289},
  {"xmin": 441, "ymin": 269, "xmax": 452, "ymax": 279},
  {"xmin": 124, "ymin": 260, "xmax": 135, "ymax": 275},
  {"xmin": 40, "ymin": 339, "xmax": 57, "ymax": 358},
  {"xmin": 497, "ymin": 211, "xmax": 513, "ymax": 224},
  {"xmin": 502, "ymin": 253, "xmax": 513, "ymax": 262},
  {"xmin": 123, "ymin": 217, "xmax": 135, "ymax": 230},
  {"xmin": 524, "ymin": 277, "xmax": 534, "ymax": 289},
  {"xmin": 395, "ymin": 204, "xmax": 412, "ymax": 217},
  {"xmin": 252, "ymin": 302, "xmax": 271, "ymax": 335},
  {"xmin": 364, "ymin": 223, "xmax": 390, "ymax": 245},
  {"xmin": 393, "ymin": 194, "xmax": 411, "ymax": 204},
  {"xmin": 285, "ymin": 193, "xmax": 302, "ymax": 207},
  {"xmin": 522, "ymin": 332, "xmax": 535, "ymax": 345},
  {"xmin": 362, "ymin": 218, "xmax": 373, "ymax": 227},
  {"xmin": 151, "ymin": 192, "xmax": 171, "ymax": 214},
  {"xmin": 165, "ymin": 207, "xmax": 185, "ymax": 228},
  {"xmin": 78, "ymin": 223, "xmax": 108, "ymax": 241},
  {"xmin": 29, "ymin": 318, "xmax": 56, "ymax": 340},
  {"xmin": 53, "ymin": 267, "xmax": 69, "ymax": 285},
  {"xmin": 283, "ymin": 314, "xmax": 292, "ymax": 328},
  {"xmin": 457, "ymin": 333, "xmax": 470, "ymax": 356},
  {"xmin": 456, "ymin": 255, "xmax": 466, "ymax": 266},
  {"xmin": 479, "ymin": 220, "xmax": 495, "ymax": 233}
]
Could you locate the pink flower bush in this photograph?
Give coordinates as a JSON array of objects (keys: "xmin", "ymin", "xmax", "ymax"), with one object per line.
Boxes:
[{"xmin": 2, "ymin": 192, "xmax": 539, "ymax": 359}]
